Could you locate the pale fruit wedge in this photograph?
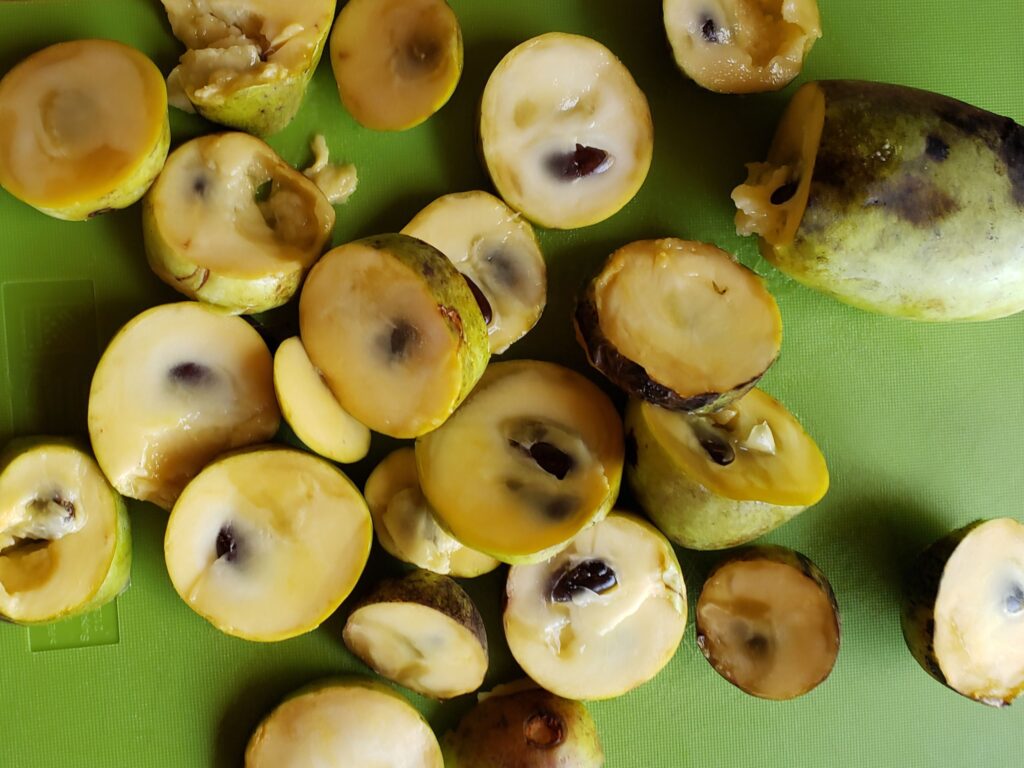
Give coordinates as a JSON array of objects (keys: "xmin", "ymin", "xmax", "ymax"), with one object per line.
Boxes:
[
  {"xmin": 246, "ymin": 678, "xmax": 443, "ymax": 767},
  {"xmin": 88, "ymin": 302, "xmax": 280, "ymax": 511},
  {"xmin": 696, "ymin": 546, "xmax": 841, "ymax": 700},
  {"xmin": 364, "ymin": 448, "xmax": 499, "ymax": 577},
  {"xmin": 164, "ymin": 447, "xmax": 371, "ymax": 641},
  {"xmin": 576, "ymin": 239, "xmax": 782, "ymax": 413},
  {"xmin": 416, "ymin": 360, "xmax": 623, "ymax": 564},
  {"xmin": 504, "ymin": 513, "xmax": 686, "ymax": 700},
  {"xmin": 143, "ymin": 132, "xmax": 335, "ymax": 314},
  {"xmin": 343, "ymin": 570, "xmax": 488, "ymax": 699},
  {"xmin": 0, "ymin": 438, "xmax": 130, "ymax": 625},
  {"xmin": 162, "ymin": 0, "xmax": 336, "ymax": 136},
  {"xmin": 0, "ymin": 39, "xmax": 169, "ymax": 221},
  {"xmin": 402, "ymin": 191, "xmax": 547, "ymax": 354},
  {"xmin": 330, "ymin": 0, "xmax": 463, "ymax": 130},
  {"xmin": 273, "ymin": 337, "xmax": 370, "ymax": 464},
  {"xmin": 480, "ymin": 33, "xmax": 653, "ymax": 229},
  {"xmin": 299, "ymin": 234, "xmax": 489, "ymax": 438}
]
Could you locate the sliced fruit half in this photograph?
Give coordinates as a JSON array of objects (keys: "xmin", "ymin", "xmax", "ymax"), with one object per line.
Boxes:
[
  {"xmin": 480, "ymin": 33, "xmax": 653, "ymax": 229},
  {"xmin": 902, "ymin": 518, "xmax": 1024, "ymax": 707},
  {"xmin": 663, "ymin": 0, "xmax": 821, "ymax": 93},
  {"xmin": 416, "ymin": 360, "xmax": 624, "ymax": 564},
  {"xmin": 402, "ymin": 190, "xmax": 547, "ymax": 354},
  {"xmin": 626, "ymin": 389, "xmax": 829, "ymax": 550},
  {"xmin": 88, "ymin": 302, "xmax": 280, "ymax": 511},
  {"xmin": 299, "ymin": 234, "xmax": 489, "ymax": 438},
  {"xmin": 0, "ymin": 438, "xmax": 130, "ymax": 625},
  {"xmin": 143, "ymin": 132, "xmax": 335, "ymax": 315},
  {"xmin": 696, "ymin": 546, "xmax": 841, "ymax": 700},
  {"xmin": 0, "ymin": 39, "xmax": 169, "ymax": 221},
  {"xmin": 164, "ymin": 447, "xmax": 372, "ymax": 641},
  {"xmin": 343, "ymin": 569, "xmax": 488, "ymax": 699},
  {"xmin": 575, "ymin": 239, "xmax": 782, "ymax": 413},
  {"xmin": 504, "ymin": 512, "xmax": 686, "ymax": 700},
  {"xmin": 330, "ymin": 0, "xmax": 463, "ymax": 131},
  {"xmin": 364, "ymin": 448, "xmax": 499, "ymax": 577},
  {"xmin": 246, "ymin": 677, "xmax": 443, "ymax": 767}
]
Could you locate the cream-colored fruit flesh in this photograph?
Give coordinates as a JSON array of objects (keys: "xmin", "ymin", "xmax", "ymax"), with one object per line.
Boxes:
[
  {"xmin": 88, "ymin": 303, "xmax": 279, "ymax": 510},
  {"xmin": 596, "ymin": 239, "xmax": 781, "ymax": 398},
  {"xmin": 698, "ymin": 558, "xmax": 839, "ymax": 699},
  {"xmin": 664, "ymin": 0, "xmax": 821, "ymax": 93},
  {"xmin": 344, "ymin": 602, "xmax": 487, "ymax": 698},
  {"xmin": 0, "ymin": 39, "xmax": 169, "ymax": 220},
  {"xmin": 933, "ymin": 519, "xmax": 1024, "ymax": 704},
  {"xmin": 480, "ymin": 33, "xmax": 653, "ymax": 229},
  {"xmin": 274, "ymin": 337, "xmax": 370, "ymax": 464},
  {"xmin": 303, "ymin": 134, "xmax": 358, "ymax": 205},
  {"xmin": 330, "ymin": 0, "xmax": 462, "ymax": 131},
  {"xmin": 245, "ymin": 681, "xmax": 443, "ymax": 767},
  {"xmin": 504, "ymin": 513, "xmax": 686, "ymax": 700},
  {"xmin": 164, "ymin": 448, "xmax": 371, "ymax": 641},
  {"xmin": 402, "ymin": 191, "xmax": 547, "ymax": 354}
]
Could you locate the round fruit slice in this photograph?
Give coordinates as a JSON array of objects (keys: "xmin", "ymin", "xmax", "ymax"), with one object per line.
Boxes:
[
  {"xmin": 0, "ymin": 39, "xmax": 169, "ymax": 221},
  {"xmin": 246, "ymin": 678, "xmax": 443, "ymax": 767},
  {"xmin": 330, "ymin": 0, "xmax": 462, "ymax": 131},
  {"xmin": 143, "ymin": 132, "xmax": 335, "ymax": 315},
  {"xmin": 576, "ymin": 239, "xmax": 782, "ymax": 414},
  {"xmin": 696, "ymin": 546, "xmax": 841, "ymax": 700},
  {"xmin": 480, "ymin": 33, "xmax": 653, "ymax": 229},
  {"xmin": 364, "ymin": 448, "xmax": 499, "ymax": 577},
  {"xmin": 164, "ymin": 447, "xmax": 371, "ymax": 641},
  {"xmin": 299, "ymin": 234, "xmax": 489, "ymax": 438},
  {"xmin": 664, "ymin": 0, "xmax": 821, "ymax": 93},
  {"xmin": 443, "ymin": 681, "xmax": 604, "ymax": 767},
  {"xmin": 902, "ymin": 518, "xmax": 1024, "ymax": 707},
  {"xmin": 416, "ymin": 360, "xmax": 624, "ymax": 564},
  {"xmin": 343, "ymin": 569, "xmax": 488, "ymax": 699},
  {"xmin": 504, "ymin": 513, "xmax": 686, "ymax": 700},
  {"xmin": 88, "ymin": 302, "xmax": 280, "ymax": 511},
  {"xmin": 402, "ymin": 191, "xmax": 547, "ymax": 354},
  {"xmin": 626, "ymin": 389, "xmax": 829, "ymax": 550},
  {"xmin": 0, "ymin": 438, "xmax": 130, "ymax": 625},
  {"xmin": 273, "ymin": 337, "xmax": 370, "ymax": 464}
]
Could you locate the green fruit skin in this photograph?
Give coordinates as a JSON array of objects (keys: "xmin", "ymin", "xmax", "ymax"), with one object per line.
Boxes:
[
  {"xmin": 765, "ymin": 80, "xmax": 1024, "ymax": 321},
  {"xmin": 624, "ymin": 400, "xmax": 804, "ymax": 550}
]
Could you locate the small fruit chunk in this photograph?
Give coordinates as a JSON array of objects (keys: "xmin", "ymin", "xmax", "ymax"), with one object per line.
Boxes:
[
  {"xmin": 143, "ymin": 132, "xmax": 335, "ymax": 314},
  {"xmin": 161, "ymin": 0, "xmax": 336, "ymax": 135},
  {"xmin": 402, "ymin": 191, "xmax": 547, "ymax": 354},
  {"xmin": 364, "ymin": 448, "xmax": 499, "ymax": 577},
  {"xmin": 164, "ymin": 447, "xmax": 371, "ymax": 641},
  {"xmin": 902, "ymin": 518, "xmax": 1024, "ymax": 707},
  {"xmin": 575, "ymin": 239, "xmax": 782, "ymax": 414},
  {"xmin": 443, "ymin": 681, "xmax": 604, "ymax": 767},
  {"xmin": 246, "ymin": 678, "xmax": 443, "ymax": 767},
  {"xmin": 330, "ymin": 0, "xmax": 463, "ymax": 130},
  {"xmin": 299, "ymin": 234, "xmax": 489, "ymax": 438},
  {"xmin": 733, "ymin": 80, "xmax": 1024, "ymax": 321},
  {"xmin": 0, "ymin": 438, "xmax": 130, "ymax": 624},
  {"xmin": 302, "ymin": 134, "xmax": 358, "ymax": 204},
  {"xmin": 504, "ymin": 513, "xmax": 686, "ymax": 699},
  {"xmin": 696, "ymin": 546, "xmax": 840, "ymax": 700},
  {"xmin": 0, "ymin": 39, "xmax": 169, "ymax": 221},
  {"xmin": 626, "ymin": 389, "xmax": 829, "ymax": 550},
  {"xmin": 664, "ymin": 0, "xmax": 821, "ymax": 93},
  {"xmin": 480, "ymin": 33, "xmax": 653, "ymax": 229},
  {"xmin": 343, "ymin": 569, "xmax": 488, "ymax": 699},
  {"xmin": 88, "ymin": 302, "xmax": 279, "ymax": 510},
  {"xmin": 417, "ymin": 360, "xmax": 623, "ymax": 564},
  {"xmin": 273, "ymin": 337, "xmax": 370, "ymax": 464}
]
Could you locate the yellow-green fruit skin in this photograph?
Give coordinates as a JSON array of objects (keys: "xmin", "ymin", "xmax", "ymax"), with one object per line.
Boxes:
[{"xmin": 766, "ymin": 80, "xmax": 1024, "ymax": 321}]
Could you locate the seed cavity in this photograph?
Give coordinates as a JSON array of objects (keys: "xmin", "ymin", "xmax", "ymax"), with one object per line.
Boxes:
[
  {"xmin": 486, "ymin": 249, "xmax": 520, "ymax": 288},
  {"xmin": 771, "ymin": 181, "xmax": 799, "ymax": 205},
  {"xmin": 550, "ymin": 559, "xmax": 619, "ymax": 603},
  {"xmin": 462, "ymin": 273, "xmax": 493, "ymax": 325},
  {"xmin": 215, "ymin": 524, "xmax": 241, "ymax": 564},
  {"xmin": 509, "ymin": 439, "xmax": 575, "ymax": 480},
  {"xmin": 701, "ymin": 17, "xmax": 723, "ymax": 44},
  {"xmin": 169, "ymin": 362, "xmax": 214, "ymax": 385},
  {"xmin": 545, "ymin": 144, "xmax": 612, "ymax": 180},
  {"xmin": 746, "ymin": 633, "xmax": 771, "ymax": 656},
  {"xmin": 691, "ymin": 419, "xmax": 735, "ymax": 466},
  {"xmin": 384, "ymin": 320, "xmax": 419, "ymax": 361},
  {"xmin": 524, "ymin": 710, "xmax": 566, "ymax": 750},
  {"xmin": 192, "ymin": 175, "xmax": 209, "ymax": 198},
  {"xmin": 397, "ymin": 35, "xmax": 442, "ymax": 77},
  {"xmin": 1005, "ymin": 585, "xmax": 1024, "ymax": 615}
]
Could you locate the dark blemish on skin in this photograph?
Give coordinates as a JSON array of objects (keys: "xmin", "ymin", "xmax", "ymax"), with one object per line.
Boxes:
[
  {"xmin": 462, "ymin": 273, "xmax": 493, "ymax": 325},
  {"xmin": 422, "ymin": 262, "xmax": 435, "ymax": 277},
  {"xmin": 1001, "ymin": 123, "xmax": 1024, "ymax": 206},
  {"xmin": 864, "ymin": 175, "xmax": 961, "ymax": 226},
  {"xmin": 546, "ymin": 144, "xmax": 611, "ymax": 180},
  {"xmin": 169, "ymin": 362, "xmax": 213, "ymax": 385},
  {"xmin": 524, "ymin": 710, "xmax": 566, "ymax": 749},
  {"xmin": 439, "ymin": 305, "xmax": 464, "ymax": 339},
  {"xmin": 925, "ymin": 135, "xmax": 950, "ymax": 162},
  {"xmin": 701, "ymin": 18, "xmax": 722, "ymax": 44},
  {"xmin": 771, "ymin": 181, "xmax": 799, "ymax": 205},
  {"xmin": 624, "ymin": 431, "xmax": 638, "ymax": 468},
  {"xmin": 550, "ymin": 559, "xmax": 618, "ymax": 603},
  {"xmin": 216, "ymin": 524, "xmax": 240, "ymax": 563}
]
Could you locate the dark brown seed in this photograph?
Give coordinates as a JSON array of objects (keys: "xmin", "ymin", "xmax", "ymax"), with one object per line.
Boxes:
[
  {"xmin": 701, "ymin": 18, "xmax": 721, "ymax": 43},
  {"xmin": 546, "ymin": 144, "xmax": 610, "ymax": 180},
  {"xmin": 691, "ymin": 420, "xmax": 735, "ymax": 466},
  {"xmin": 387, "ymin": 320, "xmax": 419, "ymax": 360},
  {"xmin": 216, "ymin": 525, "xmax": 240, "ymax": 563},
  {"xmin": 551, "ymin": 559, "xmax": 618, "ymax": 602},
  {"xmin": 462, "ymin": 273, "xmax": 493, "ymax": 325},
  {"xmin": 771, "ymin": 181, "xmax": 799, "ymax": 205},
  {"xmin": 524, "ymin": 710, "xmax": 566, "ymax": 749},
  {"xmin": 509, "ymin": 439, "xmax": 575, "ymax": 480},
  {"xmin": 169, "ymin": 362, "xmax": 213, "ymax": 385}
]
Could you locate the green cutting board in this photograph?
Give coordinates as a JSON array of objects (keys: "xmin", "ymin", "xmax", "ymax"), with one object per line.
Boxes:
[{"xmin": 1, "ymin": 1, "xmax": 1023, "ymax": 766}]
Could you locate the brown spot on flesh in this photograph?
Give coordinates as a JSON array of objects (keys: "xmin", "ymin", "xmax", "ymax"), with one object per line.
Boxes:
[{"xmin": 864, "ymin": 175, "xmax": 960, "ymax": 226}]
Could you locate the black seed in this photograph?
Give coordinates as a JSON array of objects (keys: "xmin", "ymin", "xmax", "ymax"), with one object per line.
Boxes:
[
  {"xmin": 462, "ymin": 273, "xmax": 493, "ymax": 325},
  {"xmin": 701, "ymin": 18, "xmax": 721, "ymax": 43},
  {"xmin": 524, "ymin": 710, "xmax": 565, "ymax": 750},
  {"xmin": 486, "ymin": 250, "xmax": 519, "ymax": 288},
  {"xmin": 387, "ymin": 320, "xmax": 419, "ymax": 360},
  {"xmin": 771, "ymin": 181, "xmax": 799, "ymax": 205},
  {"xmin": 169, "ymin": 362, "xmax": 213, "ymax": 385},
  {"xmin": 624, "ymin": 431, "xmax": 638, "ymax": 468},
  {"xmin": 509, "ymin": 439, "xmax": 575, "ymax": 480},
  {"xmin": 1006, "ymin": 585, "xmax": 1024, "ymax": 615},
  {"xmin": 216, "ymin": 525, "xmax": 240, "ymax": 563},
  {"xmin": 545, "ymin": 144, "xmax": 610, "ymax": 180},
  {"xmin": 550, "ymin": 559, "xmax": 619, "ymax": 603},
  {"xmin": 692, "ymin": 421, "xmax": 735, "ymax": 466},
  {"xmin": 925, "ymin": 134, "xmax": 950, "ymax": 162}
]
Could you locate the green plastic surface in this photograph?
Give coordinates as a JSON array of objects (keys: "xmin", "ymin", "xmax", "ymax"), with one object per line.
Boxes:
[{"xmin": 1, "ymin": 0, "xmax": 1023, "ymax": 766}]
